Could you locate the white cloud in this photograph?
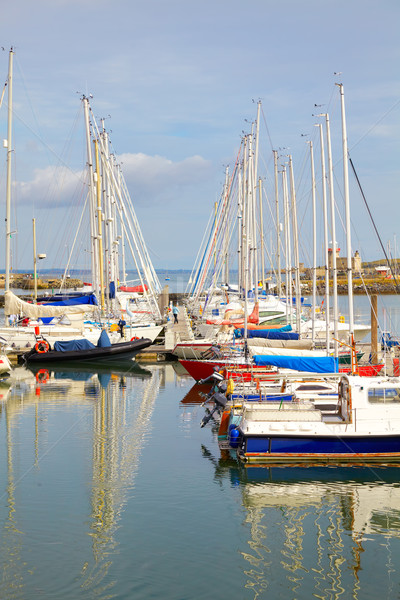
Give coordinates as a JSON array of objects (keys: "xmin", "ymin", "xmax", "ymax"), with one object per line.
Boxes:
[{"xmin": 13, "ymin": 152, "xmax": 213, "ymax": 209}]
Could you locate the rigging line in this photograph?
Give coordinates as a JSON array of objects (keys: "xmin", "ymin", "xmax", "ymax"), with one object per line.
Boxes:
[
  {"xmin": 349, "ymin": 156, "xmax": 400, "ymax": 292},
  {"xmin": 0, "ymin": 80, "xmax": 7, "ymax": 108},
  {"xmin": 260, "ymin": 106, "xmax": 275, "ymax": 152},
  {"xmin": 350, "ymin": 97, "xmax": 400, "ymax": 152},
  {"xmin": 2, "ymin": 101, "xmax": 85, "ymax": 184}
]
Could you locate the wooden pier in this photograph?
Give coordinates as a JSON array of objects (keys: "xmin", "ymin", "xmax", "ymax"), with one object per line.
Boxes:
[{"xmin": 136, "ymin": 304, "xmax": 194, "ymax": 362}]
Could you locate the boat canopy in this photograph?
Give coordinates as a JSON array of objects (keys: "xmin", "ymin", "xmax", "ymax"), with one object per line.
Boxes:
[
  {"xmin": 41, "ymin": 293, "xmax": 98, "ymax": 306},
  {"xmin": 253, "ymin": 355, "xmax": 339, "ymax": 374},
  {"xmin": 53, "ymin": 329, "xmax": 111, "ymax": 352},
  {"xmin": 53, "ymin": 339, "xmax": 96, "ymax": 352},
  {"xmin": 235, "ymin": 326, "xmax": 299, "ymax": 341}
]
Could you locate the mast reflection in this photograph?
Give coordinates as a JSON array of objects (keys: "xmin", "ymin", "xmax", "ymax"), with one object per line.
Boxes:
[
  {"xmin": 202, "ymin": 447, "xmax": 400, "ymax": 599},
  {"xmin": 0, "ymin": 362, "xmax": 162, "ymax": 597}
]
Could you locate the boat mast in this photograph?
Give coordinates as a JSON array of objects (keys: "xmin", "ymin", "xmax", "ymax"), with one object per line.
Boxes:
[
  {"xmin": 82, "ymin": 96, "xmax": 99, "ymax": 299},
  {"xmin": 324, "ymin": 112, "xmax": 339, "ymax": 356},
  {"xmin": 254, "ymin": 101, "xmax": 265, "ymax": 292},
  {"xmin": 33, "ymin": 218, "xmax": 37, "ymax": 303},
  {"xmin": 282, "ymin": 166, "xmax": 292, "ymax": 326},
  {"xmin": 338, "ymin": 83, "xmax": 354, "ymax": 340},
  {"xmin": 101, "ymin": 120, "xmax": 112, "ymax": 312},
  {"xmin": 273, "ymin": 150, "xmax": 282, "ymax": 297},
  {"xmin": 248, "ymin": 132, "xmax": 258, "ymax": 301},
  {"xmin": 308, "ymin": 141, "xmax": 317, "ymax": 344},
  {"xmin": 317, "ymin": 123, "xmax": 330, "ymax": 351},
  {"xmin": 94, "ymin": 138, "xmax": 105, "ymax": 311},
  {"xmin": 258, "ymin": 177, "xmax": 265, "ymax": 291},
  {"xmin": 289, "ymin": 156, "xmax": 301, "ymax": 334},
  {"xmin": 223, "ymin": 165, "xmax": 230, "ymax": 285},
  {"xmin": 5, "ymin": 48, "xmax": 14, "ymax": 296}
]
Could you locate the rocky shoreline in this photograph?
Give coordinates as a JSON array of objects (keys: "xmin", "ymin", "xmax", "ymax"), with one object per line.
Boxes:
[{"xmin": 299, "ymin": 282, "xmax": 400, "ymax": 295}]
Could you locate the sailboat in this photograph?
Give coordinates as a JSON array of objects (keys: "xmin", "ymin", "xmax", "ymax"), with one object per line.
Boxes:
[{"xmin": 0, "ymin": 51, "xmax": 162, "ymax": 350}]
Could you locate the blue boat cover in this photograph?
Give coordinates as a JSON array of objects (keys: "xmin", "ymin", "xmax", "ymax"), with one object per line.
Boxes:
[
  {"xmin": 253, "ymin": 355, "xmax": 339, "ymax": 373},
  {"xmin": 42, "ymin": 294, "xmax": 98, "ymax": 307},
  {"xmin": 97, "ymin": 329, "xmax": 111, "ymax": 348},
  {"xmin": 234, "ymin": 326, "xmax": 299, "ymax": 340},
  {"xmin": 109, "ymin": 281, "xmax": 116, "ymax": 299},
  {"xmin": 98, "ymin": 373, "xmax": 112, "ymax": 388},
  {"xmin": 53, "ymin": 339, "xmax": 96, "ymax": 352},
  {"xmin": 54, "ymin": 371, "xmax": 94, "ymax": 381}
]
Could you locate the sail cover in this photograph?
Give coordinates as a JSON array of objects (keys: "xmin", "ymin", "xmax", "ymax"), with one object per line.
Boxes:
[
  {"xmin": 253, "ymin": 355, "xmax": 339, "ymax": 373},
  {"xmin": 235, "ymin": 326, "xmax": 299, "ymax": 340},
  {"xmin": 4, "ymin": 290, "xmax": 96, "ymax": 318},
  {"xmin": 41, "ymin": 294, "xmax": 98, "ymax": 306}
]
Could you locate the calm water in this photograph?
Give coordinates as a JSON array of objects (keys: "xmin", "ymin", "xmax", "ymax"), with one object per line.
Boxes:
[{"xmin": 1, "ymin": 360, "xmax": 400, "ymax": 599}]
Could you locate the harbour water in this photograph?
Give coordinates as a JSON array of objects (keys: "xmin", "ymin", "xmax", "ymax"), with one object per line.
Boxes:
[
  {"xmin": 1, "ymin": 292, "xmax": 400, "ymax": 599},
  {"xmin": 1, "ymin": 360, "xmax": 400, "ymax": 599}
]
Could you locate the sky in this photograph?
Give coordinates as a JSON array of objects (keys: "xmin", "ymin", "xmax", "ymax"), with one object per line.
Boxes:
[{"xmin": 1, "ymin": 0, "xmax": 399, "ymax": 274}]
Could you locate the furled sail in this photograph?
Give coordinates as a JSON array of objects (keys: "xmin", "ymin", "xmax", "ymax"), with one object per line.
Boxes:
[{"xmin": 5, "ymin": 290, "xmax": 97, "ymax": 318}]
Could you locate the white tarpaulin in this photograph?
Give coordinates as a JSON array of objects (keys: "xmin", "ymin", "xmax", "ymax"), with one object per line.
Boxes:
[
  {"xmin": 248, "ymin": 344, "xmax": 326, "ymax": 358},
  {"xmin": 4, "ymin": 290, "xmax": 97, "ymax": 318}
]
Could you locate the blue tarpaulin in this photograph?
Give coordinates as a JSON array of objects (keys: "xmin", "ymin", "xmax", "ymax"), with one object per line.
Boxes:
[
  {"xmin": 42, "ymin": 294, "xmax": 98, "ymax": 307},
  {"xmin": 53, "ymin": 339, "xmax": 96, "ymax": 352},
  {"xmin": 253, "ymin": 355, "xmax": 339, "ymax": 373},
  {"xmin": 98, "ymin": 373, "xmax": 112, "ymax": 388},
  {"xmin": 97, "ymin": 329, "xmax": 111, "ymax": 348},
  {"xmin": 234, "ymin": 326, "xmax": 299, "ymax": 340}
]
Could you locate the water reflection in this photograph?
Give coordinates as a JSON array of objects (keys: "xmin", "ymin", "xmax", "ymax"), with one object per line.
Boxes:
[
  {"xmin": 202, "ymin": 446, "xmax": 400, "ymax": 599},
  {"xmin": 0, "ymin": 361, "xmax": 168, "ymax": 599}
]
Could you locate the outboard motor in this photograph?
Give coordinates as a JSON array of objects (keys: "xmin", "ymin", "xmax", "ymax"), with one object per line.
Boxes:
[{"xmin": 199, "ymin": 369, "xmax": 228, "ymax": 428}]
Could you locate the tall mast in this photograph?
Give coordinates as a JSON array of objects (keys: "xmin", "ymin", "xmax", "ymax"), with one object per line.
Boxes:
[
  {"xmin": 282, "ymin": 166, "xmax": 292, "ymax": 325},
  {"xmin": 101, "ymin": 120, "xmax": 111, "ymax": 311},
  {"xmin": 33, "ymin": 218, "xmax": 37, "ymax": 303},
  {"xmin": 248, "ymin": 132, "xmax": 258, "ymax": 301},
  {"xmin": 94, "ymin": 138, "xmax": 105, "ymax": 311},
  {"xmin": 317, "ymin": 123, "xmax": 330, "ymax": 351},
  {"xmin": 254, "ymin": 101, "xmax": 265, "ymax": 291},
  {"xmin": 5, "ymin": 48, "xmax": 14, "ymax": 295},
  {"xmin": 338, "ymin": 83, "xmax": 354, "ymax": 340},
  {"xmin": 83, "ymin": 97, "xmax": 99, "ymax": 297},
  {"xmin": 325, "ymin": 113, "xmax": 339, "ymax": 356},
  {"xmin": 273, "ymin": 150, "xmax": 281, "ymax": 297},
  {"xmin": 223, "ymin": 165, "xmax": 230, "ymax": 284},
  {"xmin": 308, "ymin": 141, "xmax": 317, "ymax": 344},
  {"xmin": 289, "ymin": 156, "xmax": 301, "ymax": 334},
  {"xmin": 258, "ymin": 177, "xmax": 265, "ymax": 291}
]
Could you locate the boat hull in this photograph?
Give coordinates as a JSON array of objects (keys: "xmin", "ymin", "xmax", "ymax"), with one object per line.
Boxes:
[
  {"xmin": 238, "ymin": 434, "xmax": 400, "ymax": 463},
  {"xmin": 20, "ymin": 338, "xmax": 152, "ymax": 364},
  {"xmin": 178, "ymin": 359, "xmax": 277, "ymax": 381}
]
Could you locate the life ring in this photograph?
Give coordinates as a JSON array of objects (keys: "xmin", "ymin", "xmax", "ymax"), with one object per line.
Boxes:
[
  {"xmin": 36, "ymin": 369, "xmax": 49, "ymax": 383},
  {"xmin": 35, "ymin": 340, "xmax": 50, "ymax": 353},
  {"xmin": 130, "ymin": 336, "xmax": 140, "ymax": 341}
]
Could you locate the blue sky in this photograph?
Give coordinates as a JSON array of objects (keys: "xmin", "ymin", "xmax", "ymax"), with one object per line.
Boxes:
[{"xmin": 1, "ymin": 0, "xmax": 399, "ymax": 272}]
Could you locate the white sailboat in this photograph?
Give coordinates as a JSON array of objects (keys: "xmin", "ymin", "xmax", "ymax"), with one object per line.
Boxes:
[{"xmin": 0, "ymin": 53, "xmax": 162, "ymax": 349}]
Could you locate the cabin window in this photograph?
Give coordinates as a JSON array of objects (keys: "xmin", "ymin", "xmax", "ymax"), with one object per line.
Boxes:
[{"xmin": 368, "ymin": 388, "xmax": 400, "ymax": 403}]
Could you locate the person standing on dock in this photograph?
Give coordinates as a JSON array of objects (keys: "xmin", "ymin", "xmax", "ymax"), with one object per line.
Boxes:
[
  {"xmin": 172, "ymin": 304, "xmax": 179, "ymax": 324},
  {"xmin": 118, "ymin": 316, "xmax": 126, "ymax": 338}
]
